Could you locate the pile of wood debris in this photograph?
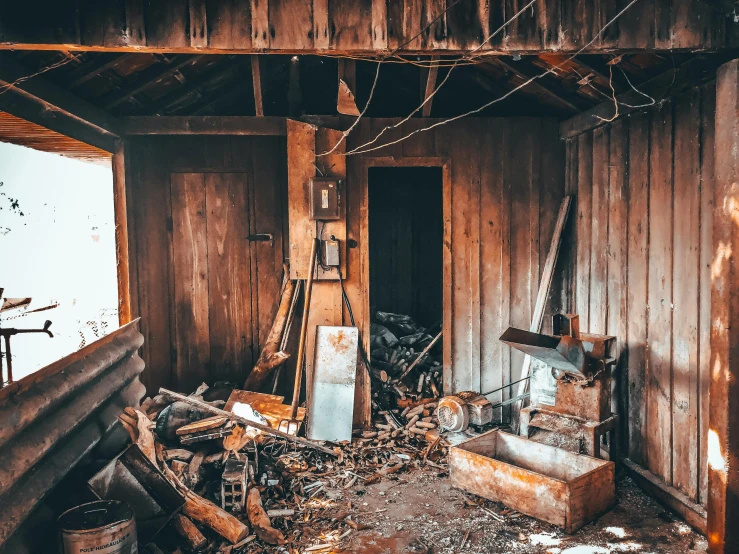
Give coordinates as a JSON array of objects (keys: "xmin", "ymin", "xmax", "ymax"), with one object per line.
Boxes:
[
  {"xmin": 117, "ymin": 382, "xmax": 446, "ymax": 553},
  {"xmin": 369, "ymin": 311, "xmax": 443, "ymax": 407}
]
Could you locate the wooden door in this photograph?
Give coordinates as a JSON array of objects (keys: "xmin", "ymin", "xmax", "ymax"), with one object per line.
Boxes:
[{"xmin": 169, "ymin": 172, "xmax": 263, "ymax": 392}]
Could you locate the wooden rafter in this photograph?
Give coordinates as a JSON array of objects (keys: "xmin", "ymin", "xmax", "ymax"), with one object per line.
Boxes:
[
  {"xmin": 101, "ymin": 55, "xmax": 204, "ymax": 110},
  {"xmin": 0, "ymin": 53, "xmax": 120, "ymax": 151},
  {"xmin": 422, "ymin": 56, "xmax": 440, "ymax": 117},
  {"xmin": 251, "ymin": 55, "xmax": 264, "ymax": 117},
  {"xmin": 492, "ymin": 58, "xmax": 581, "ymax": 114},
  {"xmin": 65, "ymin": 54, "xmax": 127, "ymax": 88},
  {"xmin": 560, "ymin": 54, "xmax": 730, "ymax": 138},
  {"xmin": 144, "ymin": 60, "xmax": 243, "ymax": 115}
]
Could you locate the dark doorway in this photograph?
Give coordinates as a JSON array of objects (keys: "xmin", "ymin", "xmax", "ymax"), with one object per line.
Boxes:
[{"xmin": 368, "ymin": 167, "xmax": 443, "ymax": 329}]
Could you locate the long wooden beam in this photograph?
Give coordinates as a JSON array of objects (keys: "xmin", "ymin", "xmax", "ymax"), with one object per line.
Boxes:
[
  {"xmin": 0, "ymin": 54, "xmax": 120, "ymax": 151},
  {"xmin": 560, "ymin": 55, "xmax": 728, "ymax": 139},
  {"xmin": 708, "ymin": 57, "xmax": 739, "ymax": 554},
  {"xmin": 422, "ymin": 57, "xmax": 440, "ymax": 118},
  {"xmin": 0, "ymin": 0, "xmax": 732, "ymax": 54},
  {"xmin": 251, "ymin": 55, "xmax": 264, "ymax": 117},
  {"xmin": 120, "ymin": 116, "xmax": 287, "ymax": 136},
  {"xmin": 493, "ymin": 59, "xmax": 581, "ymax": 114}
]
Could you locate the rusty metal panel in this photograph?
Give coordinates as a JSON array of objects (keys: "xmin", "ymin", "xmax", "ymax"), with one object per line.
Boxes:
[
  {"xmin": 0, "ymin": 321, "xmax": 146, "ymax": 550},
  {"xmin": 306, "ymin": 326, "xmax": 358, "ymax": 442}
]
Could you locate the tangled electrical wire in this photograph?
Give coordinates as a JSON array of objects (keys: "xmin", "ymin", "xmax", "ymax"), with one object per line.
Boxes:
[{"xmin": 318, "ymin": 0, "xmax": 645, "ymax": 157}]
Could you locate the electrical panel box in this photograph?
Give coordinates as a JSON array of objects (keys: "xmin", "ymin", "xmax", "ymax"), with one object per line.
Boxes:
[
  {"xmin": 322, "ymin": 239, "xmax": 340, "ymax": 267},
  {"xmin": 310, "ymin": 178, "xmax": 341, "ymax": 220}
]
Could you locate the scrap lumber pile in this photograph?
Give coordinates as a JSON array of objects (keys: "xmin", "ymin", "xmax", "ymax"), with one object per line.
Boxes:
[
  {"xmin": 369, "ymin": 311, "xmax": 443, "ymax": 406},
  {"xmin": 116, "ymin": 382, "xmax": 447, "ymax": 553}
]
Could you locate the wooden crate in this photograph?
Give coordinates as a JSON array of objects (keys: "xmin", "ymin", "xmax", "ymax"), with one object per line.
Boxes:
[{"xmin": 449, "ymin": 430, "xmax": 615, "ymax": 533}]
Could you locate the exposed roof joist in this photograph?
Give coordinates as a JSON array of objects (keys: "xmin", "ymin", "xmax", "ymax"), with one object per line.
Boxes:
[
  {"xmin": 560, "ymin": 54, "xmax": 731, "ymax": 138},
  {"xmin": 0, "ymin": 53, "xmax": 120, "ymax": 151}
]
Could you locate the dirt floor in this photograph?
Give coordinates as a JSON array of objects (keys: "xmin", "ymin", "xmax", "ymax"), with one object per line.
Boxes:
[{"xmin": 327, "ymin": 469, "xmax": 707, "ymax": 554}]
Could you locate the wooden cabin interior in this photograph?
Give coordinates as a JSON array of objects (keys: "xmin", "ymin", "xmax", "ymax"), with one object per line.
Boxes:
[{"xmin": 1, "ymin": 1, "xmax": 739, "ymax": 552}]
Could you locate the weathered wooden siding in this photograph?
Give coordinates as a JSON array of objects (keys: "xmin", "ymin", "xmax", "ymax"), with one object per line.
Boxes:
[
  {"xmin": 563, "ymin": 82, "xmax": 715, "ymax": 506},
  {"xmin": 0, "ymin": 0, "xmax": 733, "ymax": 53},
  {"xmin": 127, "ymin": 135, "xmax": 288, "ymax": 394},
  {"xmin": 127, "ymin": 118, "xmax": 564, "ymax": 421},
  {"xmin": 345, "ymin": 118, "xmax": 565, "ymax": 417}
]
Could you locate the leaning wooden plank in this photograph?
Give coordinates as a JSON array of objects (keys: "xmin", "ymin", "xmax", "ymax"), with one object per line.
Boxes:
[
  {"xmin": 158, "ymin": 388, "xmax": 337, "ymax": 456},
  {"xmin": 511, "ymin": 195, "xmax": 572, "ymax": 433},
  {"xmin": 244, "ymin": 277, "xmax": 295, "ymax": 390}
]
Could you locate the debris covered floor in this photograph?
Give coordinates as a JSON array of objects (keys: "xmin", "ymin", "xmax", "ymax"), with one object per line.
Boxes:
[{"xmin": 330, "ymin": 471, "xmax": 707, "ymax": 554}]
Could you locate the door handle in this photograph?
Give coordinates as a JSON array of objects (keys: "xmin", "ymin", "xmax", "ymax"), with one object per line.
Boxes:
[{"xmin": 247, "ymin": 233, "xmax": 273, "ymax": 242}]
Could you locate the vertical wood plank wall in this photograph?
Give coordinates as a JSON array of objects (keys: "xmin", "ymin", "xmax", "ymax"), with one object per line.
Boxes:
[
  {"xmin": 345, "ymin": 118, "xmax": 565, "ymax": 417},
  {"xmin": 127, "ymin": 135, "xmax": 288, "ymax": 395},
  {"xmin": 126, "ymin": 118, "xmax": 565, "ymax": 425},
  {"xmin": 563, "ymin": 82, "xmax": 715, "ymax": 506}
]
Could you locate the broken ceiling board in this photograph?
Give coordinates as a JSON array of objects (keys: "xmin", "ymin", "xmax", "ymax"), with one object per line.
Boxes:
[{"xmin": 306, "ymin": 326, "xmax": 358, "ymax": 442}]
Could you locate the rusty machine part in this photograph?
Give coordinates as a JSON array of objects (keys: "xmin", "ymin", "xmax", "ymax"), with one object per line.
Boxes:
[
  {"xmin": 438, "ymin": 391, "xmax": 493, "ymax": 432},
  {"xmin": 0, "ymin": 319, "xmax": 53, "ymax": 384}
]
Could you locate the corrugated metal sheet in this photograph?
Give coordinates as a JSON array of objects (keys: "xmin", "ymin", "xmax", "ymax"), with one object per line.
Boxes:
[
  {"xmin": 0, "ymin": 320, "xmax": 145, "ymax": 550},
  {"xmin": 0, "ymin": 112, "xmax": 111, "ymax": 165}
]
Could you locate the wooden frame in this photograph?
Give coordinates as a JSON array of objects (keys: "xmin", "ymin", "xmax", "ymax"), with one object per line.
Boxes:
[
  {"xmin": 359, "ymin": 157, "xmax": 452, "ymax": 388},
  {"xmin": 112, "ymin": 140, "xmax": 133, "ymax": 325}
]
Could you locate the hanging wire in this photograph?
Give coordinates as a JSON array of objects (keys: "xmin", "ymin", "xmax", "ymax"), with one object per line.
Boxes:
[{"xmin": 343, "ymin": 0, "xmax": 644, "ymax": 156}]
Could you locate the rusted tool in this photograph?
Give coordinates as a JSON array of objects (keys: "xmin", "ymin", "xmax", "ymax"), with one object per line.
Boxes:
[{"xmin": 280, "ymin": 237, "xmax": 319, "ymax": 435}]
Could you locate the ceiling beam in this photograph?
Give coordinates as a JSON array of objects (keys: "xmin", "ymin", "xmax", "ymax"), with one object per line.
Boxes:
[
  {"xmin": 0, "ymin": 53, "xmax": 120, "ymax": 151},
  {"xmin": 492, "ymin": 58, "xmax": 582, "ymax": 114},
  {"xmin": 65, "ymin": 54, "xmax": 127, "ymax": 88},
  {"xmin": 100, "ymin": 55, "xmax": 204, "ymax": 110},
  {"xmin": 560, "ymin": 54, "xmax": 728, "ymax": 139},
  {"xmin": 143, "ymin": 60, "xmax": 243, "ymax": 115},
  {"xmin": 422, "ymin": 56, "xmax": 440, "ymax": 117},
  {"xmin": 251, "ymin": 55, "xmax": 264, "ymax": 117},
  {"xmin": 120, "ymin": 116, "xmax": 286, "ymax": 136}
]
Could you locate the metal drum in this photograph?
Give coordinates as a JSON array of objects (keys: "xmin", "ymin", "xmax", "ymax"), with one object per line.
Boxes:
[{"xmin": 58, "ymin": 500, "xmax": 137, "ymax": 554}]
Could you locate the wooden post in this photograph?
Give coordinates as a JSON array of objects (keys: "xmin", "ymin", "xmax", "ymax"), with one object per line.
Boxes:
[
  {"xmin": 709, "ymin": 58, "xmax": 739, "ymax": 554},
  {"xmin": 113, "ymin": 139, "xmax": 132, "ymax": 325}
]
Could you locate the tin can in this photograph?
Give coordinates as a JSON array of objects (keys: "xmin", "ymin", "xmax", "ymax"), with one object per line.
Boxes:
[{"xmin": 58, "ymin": 500, "xmax": 137, "ymax": 554}]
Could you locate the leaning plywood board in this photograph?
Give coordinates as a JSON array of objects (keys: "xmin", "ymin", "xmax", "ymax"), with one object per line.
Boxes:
[
  {"xmin": 306, "ymin": 326, "xmax": 358, "ymax": 442},
  {"xmin": 450, "ymin": 430, "xmax": 615, "ymax": 533}
]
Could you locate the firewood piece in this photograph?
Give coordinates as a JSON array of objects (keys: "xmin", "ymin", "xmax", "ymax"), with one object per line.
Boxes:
[
  {"xmin": 182, "ymin": 489, "xmax": 250, "ymax": 544},
  {"xmin": 165, "ymin": 449, "xmax": 195, "ymax": 462},
  {"xmin": 384, "ymin": 413, "xmax": 401, "ymax": 430},
  {"xmin": 404, "ymin": 415, "xmax": 420, "ymax": 429},
  {"xmin": 247, "ymin": 488, "xmax": 287, "ymax": 545},
  {"xmin": 416, "ymin": 421, "xmax": 436, "ymax": 429},
  {"xmin": 244, "ymin": 277, "xmax": 296, "ymax": 390},
  {"xmin": 409, "ymin": 426, "xmax": 427, "ymax": 436},
  {"xmin": 188, "ymin": 449, "xmax": 206, "ymax": 486},
  {"xmin": 361, "ymin": 431, "xmax": 377, "ymax": 438},
  {"xmin": 266, "ymin": 508, "xmax": 295, "ymax": 517},
  {"xmin": 172, "ymin": 514, "xmax": 208, "ymax": 551},
  {"xmin": 417, "ymin": 373, "xmax": 425, "ymax": 393},
  {"xmin": 161, "ymin": 460, "xmax": 250, "ymax": 544},
  {"xmin": 364, "ymin": 462, "xmax": 405, "ymax": 485}
]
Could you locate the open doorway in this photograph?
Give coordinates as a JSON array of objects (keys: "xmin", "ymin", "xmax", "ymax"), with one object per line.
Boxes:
[{"xmin": 368, "ymin": 166, "xmax": 444, "ymax": 397}]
